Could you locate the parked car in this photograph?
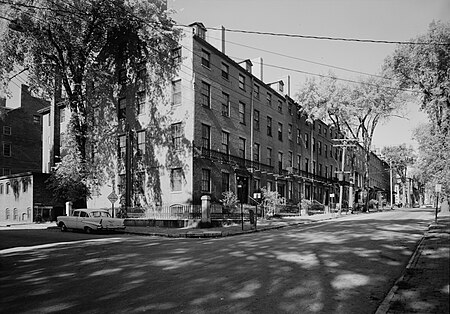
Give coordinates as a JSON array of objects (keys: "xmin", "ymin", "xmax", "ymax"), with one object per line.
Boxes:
[{"xmin": 57, "ymin": 209, "xmax": 125, "ymax": 233}]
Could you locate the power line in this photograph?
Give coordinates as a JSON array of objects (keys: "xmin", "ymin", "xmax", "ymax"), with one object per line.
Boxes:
[
  {"xmin": 206, "ymin": 34, "xmax": 393, "ymax": 81},
  {"xmin": 200, "ymin": 25, "xmax": 450, "ymax": 46}
]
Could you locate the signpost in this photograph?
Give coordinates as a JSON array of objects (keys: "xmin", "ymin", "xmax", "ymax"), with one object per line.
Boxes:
[{"xmin": 107, "ymin": 191, "xmax": 119, "ymax": 218}]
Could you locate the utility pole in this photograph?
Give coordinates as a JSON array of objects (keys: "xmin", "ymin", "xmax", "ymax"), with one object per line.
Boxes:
[
  {"xmin": 333, "ymin": 138, "xmax": 358, "ymax": 214},
  {"xmin": 390, "ymin": 161, "xmax": 393, "ymax": 209}
]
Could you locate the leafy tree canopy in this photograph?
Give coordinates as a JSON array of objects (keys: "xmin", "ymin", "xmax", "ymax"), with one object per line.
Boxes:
[
  {"xmin": 381, "ymin": 144, "xmax": 416, "ymax": 183},
  {"xmin": 383, "ymin": 21, "xmax": 450, "ymax": 135},
  {"xmin": 0, "ymin": 0, "xmax": 181, "ymax": 201}
]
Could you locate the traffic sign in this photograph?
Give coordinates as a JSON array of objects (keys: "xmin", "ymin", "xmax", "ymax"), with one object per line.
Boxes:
[
  {"xmin": 107, "ymin": 191, "xmax": 118, "ymax": 203},
  {"xmin": 435, "ymin": 184, "xmax": 442, "ymax": 193}
]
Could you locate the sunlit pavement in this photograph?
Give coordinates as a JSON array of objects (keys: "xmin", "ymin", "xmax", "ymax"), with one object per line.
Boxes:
[
  {"xmin": 0, "ymin": 208, "xmax": 441, "ymax": 313},
  {"xmin": 375, "ymin": 211, "xmax": 450, "ymax": 314}
]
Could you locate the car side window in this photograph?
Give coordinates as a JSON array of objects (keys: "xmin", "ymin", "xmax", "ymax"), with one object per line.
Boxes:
[
  {"xmin": 91, "ymin": 211, "xmax": 101, "ymax": 218},
  {"xmin": 80, "ymin": 212, "xmax": 88, "ymax": 217},
  {"xmin": 73, "ymin": 211, "xmax": 80, "ymax": 217}
]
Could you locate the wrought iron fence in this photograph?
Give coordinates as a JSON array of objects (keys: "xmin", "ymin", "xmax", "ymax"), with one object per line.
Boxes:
[{"xmin": 125, "ymin": 204, "xmax": 202, "ymax": 220}]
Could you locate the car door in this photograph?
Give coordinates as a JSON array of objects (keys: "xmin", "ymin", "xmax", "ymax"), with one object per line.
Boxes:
[
  {"xmin": 77, "ymin": 211, "xmax": 89, "ymax": 229},
  {"xmin": 65, "ymin": 210, "xmax": 79, "ymax": 229}
]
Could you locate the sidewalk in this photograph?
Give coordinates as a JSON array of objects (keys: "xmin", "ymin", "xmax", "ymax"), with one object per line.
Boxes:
[
  {"xmin": 376, "ymin": 211, "xmax": 450, "ymax": 314},
  {"xmin": 122, "ymin": 212, "xmax": 342, "ymax": 238}
]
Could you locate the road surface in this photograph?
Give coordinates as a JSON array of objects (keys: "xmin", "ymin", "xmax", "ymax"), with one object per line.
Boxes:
[{"xmin": 0, "ymin": 208, "xmax": 434, "ymax": 313}]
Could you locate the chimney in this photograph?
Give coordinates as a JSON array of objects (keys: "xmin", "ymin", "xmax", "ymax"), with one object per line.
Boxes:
[
  {"xmin": 221, "ymin": 25, "xmax": 226, "ymax": 54},
  {"xmin": 251, "ymin": 57, "xmax": 264, "ymax": 81},
  {"xmin": 190, "ymin": 22, "xmax": 207, "ymax": 40}
]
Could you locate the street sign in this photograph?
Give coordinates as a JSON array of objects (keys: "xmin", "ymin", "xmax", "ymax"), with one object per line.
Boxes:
[
  {"xmin": 253, "ymin": 192, "xmax": 261, "ymax": 199},
  {"xmin": 435, "ymin": 184, "xmax": 442, "ymax": 193},
  {"xmin": 330, "ymin": 193, "xmax": 335, "ymax": 198},
  {"xmin": 107, "ymin": 191, "xmax": 118, "ymax": 203}
]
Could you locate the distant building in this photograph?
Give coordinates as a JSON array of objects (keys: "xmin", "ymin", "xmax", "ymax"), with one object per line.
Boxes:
[{"xmin": 0, "ymin": 84, "xmax": 49, "ymax": 175}]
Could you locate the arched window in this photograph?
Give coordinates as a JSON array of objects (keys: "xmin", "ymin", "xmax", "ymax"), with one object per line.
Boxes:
[
  {"xmin": 6, "ymin": 208, "xmax": 10, "ymax": 220},
  {"xmin": 13, "ymin": 208, "xmax": 18, "ymax": 220}
]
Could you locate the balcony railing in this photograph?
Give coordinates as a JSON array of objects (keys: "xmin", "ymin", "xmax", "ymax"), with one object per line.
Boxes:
[{"xmin": 194, "ymin": 146, "xmax": 344, "ymax": 185}]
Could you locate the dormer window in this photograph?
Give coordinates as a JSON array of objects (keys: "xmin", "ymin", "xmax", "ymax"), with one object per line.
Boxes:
[{"xmin": 191, "ymin": 22, "xmax": 207, "ymax": 40}]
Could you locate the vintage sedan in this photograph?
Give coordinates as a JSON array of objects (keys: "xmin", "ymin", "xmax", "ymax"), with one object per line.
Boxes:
[{"xmin": 57, "ymin": 209, "xmax": 126, "ymax": 233}]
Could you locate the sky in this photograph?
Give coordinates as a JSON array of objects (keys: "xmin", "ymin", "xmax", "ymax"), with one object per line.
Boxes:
[{"xmin": 169, "ymin": 0, "xmax": 450, "ymax": 150}]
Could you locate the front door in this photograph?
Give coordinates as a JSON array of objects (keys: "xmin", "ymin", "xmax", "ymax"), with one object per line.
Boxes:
[{"xmin": 236, "ymin": 176, "xmax": 249, "ymax": 204}]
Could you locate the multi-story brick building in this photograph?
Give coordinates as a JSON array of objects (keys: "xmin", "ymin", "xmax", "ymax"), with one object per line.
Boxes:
[
  {"xmin": 0, "ymin": 84, "xmax": 48, "ymax": 176},
  {"xmin": 39, "ymin": 22, "xmax": 390, "ymax": 211}
]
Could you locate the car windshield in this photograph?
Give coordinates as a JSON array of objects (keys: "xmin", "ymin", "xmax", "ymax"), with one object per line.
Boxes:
[{"xmin": 90, "ymin": 211, "xmax": 111, "ymax": 218}]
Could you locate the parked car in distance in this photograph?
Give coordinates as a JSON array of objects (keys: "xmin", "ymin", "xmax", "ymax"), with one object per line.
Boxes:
[{"xmin": 57, "ymin": 209, "xmax": 125, "ymax": 233}]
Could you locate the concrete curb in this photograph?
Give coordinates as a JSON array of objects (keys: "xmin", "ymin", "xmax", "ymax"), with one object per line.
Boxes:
[{"xmin": 374, "ymin": 236, "xmax": 426, "ymax": 314}]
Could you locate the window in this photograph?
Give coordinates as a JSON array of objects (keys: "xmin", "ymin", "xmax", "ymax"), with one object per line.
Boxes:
[
  {"xmin": 3, "ymin": 143, "xmax": 11, "ymax": 157},
  {"xmin": 305, "ymin": 158, "xmax": 309, "ymax": 173},
  {"xmin": 171, "ymin": 168, "xmax": 183, "ymax": 192},
  {"xmin": 325, "ymin": 166, "xmax": 328, "ymax": 178},
  {"xmin": 288, "ymin": 151, "xmax": 293, "ymax": 167},
  {"xmin": 137, "ymin": 130, "xmax": 145, "ymax": 155},
  {"xmin": 305, "ymin": 133, "xmax": 309, "ymax": 149},
  {"xmin": 318, "ymin": 124, "xmax": 322, "ymax": 134},
  {"xmin": 221, "ymin": 63, "xmax": 229, "ymax": 79},
  {"xmin": 119, "ymin": 69, "xmax": 127, "ymax": 84},
  {"xmin": 171, "ymin": 123, "xmax": 182, "ymax": 149},
  {"xmin": 33, "ymin": 115, "xmax": 41, "ymax": 124},
  {"xmin": 136, "ymin": 91, "xmax": 145, "ymax": 115},
  {"xmin": 172, "ymin": 47, "xmax": 182, "ymax": 63},
  {"xmin": 0, "ymin": 184, "xmax": 3, "ymax": 194},
  {"xmin": 297, "ymin": 155, "xmax": 301, "ymax": 171},
  {"xmin": 201, "ymin": 124, "xmax": 210, "ymax": 151},
  {"xmin": 221, "ymin": 92, "xmax": 230, "ymax": 117},
  {"xmin": 297, "ymin": 129, "xmax": 301, "ymax": 144},
  {"xmin": 267, "ymin": 92, "xmax": 272, "ymax": 106},
  {"xmin": 59, "ymin": 107, "xmax": 65, "ymax": 123},
  {"xmin": 318, "ymin": 141, "xmax": 322, "ymax": 155},
  {"xmin": 2, "ymin": 168, "xmax": 10, "ymax": 176},
  {"xmin": 239, "ymin": 74, "xmax": 245, "ymax": 90},
  {"xmin": 254, "ymin": 109, "xmax": 260, "ymax": 131},
  {"xmin": 313, "ymin": 161, "xmax": 317, "ymax": 174},
  {"xmin": 238, "ymin": 137, "xmax": 246, "ymax": 159},
  {"xmin": 278, "ymin": 100, "xmax": 282, "ymax": 113},
  {"xmin": 267, "ymin": 147, "xmax": 272, "ymax": 166},
  {"xmin": 278, "ymin": 123, "xmax": 283, "ymax": 141},
  {"xmin": 288, "ymin": 103, "xmax": 293, "ymax": 116},
  {"xmin": 325, "ymin": 144, "xmax": 328, "ymax": 158},
  {"xmin": 221, "ymin": 131, "xmax": 229, "ymax": 154},
  {"xmin": 118, "ymin": 97, "xmax": 126, "ymax": 119},
  {"xmin": 254, "ymin": 84, "xmax": 260, "ymax": 99},
  {"xmin": 172, "ymin": 79, "xmax": 181, "ymax": 106},
  {"xmin": 288, "ymin": 124, "xmax": 292, "ymax": 141},
  {"xmin": 201, "ymin": 81, "xmax": 211, "ymax": 108},
  {"xmin": 6, "ymin": 208, "xmax": 10, "ymax": 220},
  {"xmin": 278, "ymin": 152, "xmax": 283, "ymax": 172},
  {"xmin": 137, "ymin": 66, "xmax": 146, "ymax": 90},
  {"xmin": 267, "ymin": 116, "xmax": 272, "ymax": 136},
  {"xmin": 119, "ymin": 135, "xmax": 126, "ymax": 160},
  {"xmin": 313, "ymin": 138, "xmax": 316, "ymax": 152},
  {"xmin": 222, "ymin": 172, "xmax": 230, "ymax": 193},
  {"xmin": 239, "ymin": 102, "xmax": 246, "ymax": 124},
  {"xmin": 253, "ymin": 143, "xmax": 260, "ymax": 163},
  {"xmin": 201, "ymin": 49, "xmax": 210, "ymax": 68},
  {"xmin": 330, "ymin": 165, "xmax": 334, "ymax": 178},
  {"xmin": 201, "ymin": 169, "xmax": 211, "ymax": 192},
  {"xmin": 6, "ymin": 182, "xmax": 10, "ymax": 194},
  {"xmin": 287, "ymin": 181, "xmax": 292, "ymax": 200},
  {"xmin": 319, "ymin": 163, "xmax": 323, "ymax": 176},
  {"xmin": 3, "ymin": 126, "xmax": 11, "ymax": 135}
]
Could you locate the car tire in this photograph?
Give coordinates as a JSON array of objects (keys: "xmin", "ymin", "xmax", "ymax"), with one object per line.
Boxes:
[
  {"xmin": 85, "ymin": 227, "xmax": 93, "ymax": 234},
  {"xmin": 60, "ymin": 223, "xmax": 67, "ymax": 232}
]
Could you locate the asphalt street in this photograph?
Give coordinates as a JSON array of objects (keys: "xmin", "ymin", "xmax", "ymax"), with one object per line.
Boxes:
[{"xmin": 0, "ymin": 208, "xmax": 434, "ymax": 314}]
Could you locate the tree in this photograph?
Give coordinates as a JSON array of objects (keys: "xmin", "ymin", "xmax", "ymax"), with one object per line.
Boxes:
[
  {"xmin": 384, "ymin": 21, "xmax": 450, "ymax": 198},
  {"xmin": 381, "ymin": 144, "xmax": 416, "ymax": 206},
  {"xmin": 297, "ymin": 74, "xmax": 406, "ymax": 209},
  {"xmin": 413, "ymin": 123, "xmax": 449, "ymax": 200},
  {"xmin": 261, "ymin": 187, "xmax": 285, "ymax": 217},
  {"xmin": 0, "ymin": 0, "xmax": 181, "ymax": 202}
]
